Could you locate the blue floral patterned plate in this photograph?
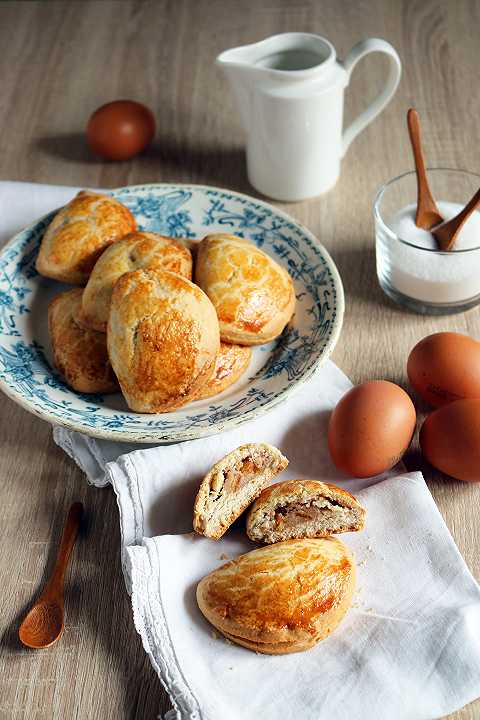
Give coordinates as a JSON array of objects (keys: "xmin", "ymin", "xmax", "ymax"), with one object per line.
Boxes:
[{"xmin": 0, "ymin": 184, "xmax": 344, "ymax": 443}]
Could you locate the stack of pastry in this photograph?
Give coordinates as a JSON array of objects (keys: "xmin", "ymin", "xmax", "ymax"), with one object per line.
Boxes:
[
  {"xmin": 36, "ymin": 191, "xmax": 296, "ymax": 410},
  {"xmin": 193, "ymin": 444, "xmax": 366, "ymax": 655}
]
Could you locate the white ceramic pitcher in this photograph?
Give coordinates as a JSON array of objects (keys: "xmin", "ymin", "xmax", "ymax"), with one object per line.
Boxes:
[{"xmin": 217, "ymin": 33, "xmax": 401, "ymax": 201}]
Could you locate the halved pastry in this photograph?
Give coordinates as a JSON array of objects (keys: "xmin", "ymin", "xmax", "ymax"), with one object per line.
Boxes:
[
  {"xmin": 194, "ymin": 342, "xmax": 252, "ymax": 400},
  {"xmin": 246, "ymin": 479, "xmax": 366, "ymax": 544},
  {"xmin": 107, "ymin": 268, "xmax": 219, "ymax": 413},
  {"xmin": 36, "ymin": 190, "xmax": 136, "ymax": 284},
  {"xmin": 197, "ymin": 537, "xmax": 355, "ymax": 654},
  {"xmin": 48, "ymin": 288, "xmax": 118, "ymax": 394},
  {"xmin": 193, "ymin": 443, "xmax": 288, "ymax": 539},
  {"xmin": 195, "ymin": 233, "xmax": 296, "ymax": 345},
  {"xmin": 77, "ymin": 231, "xmax": 193, "ymax": 332}
]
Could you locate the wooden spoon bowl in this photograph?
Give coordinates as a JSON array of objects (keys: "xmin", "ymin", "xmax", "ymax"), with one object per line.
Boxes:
[
  {"xmin": 433, "ymin": 186, "xmax": 480, "ymax": 251},
  {"xmin": 19, "ymin": 600, "xmax": 64, "ymax": 649}
]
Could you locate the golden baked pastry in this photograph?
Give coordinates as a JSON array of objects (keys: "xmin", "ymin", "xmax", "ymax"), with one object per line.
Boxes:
[
  {"xmin": 48, "ymin": 288, "xmax": 118, "ymax": 394},
  {"xmin": 107, "ymin": 268, "xmax": 219, "ymax": 413},
  {"xmin": 246, "ymin": 479, "xmax": 366, "ymax": 544},
  {"xmin": 77, "ymin": 231, "xmax": 193, "ymax": 332},
  {"xmin": 197, "ymin": 537, "xmax": 355, "ymax": 654},
  {"xmin": 36, "ymin": 190, "xmax": 136, "ymax": 284},
  {"xmin": 193, "ymin": 443, "xmax": 288, "ymax": 540},
  {"xmin": 195, "ymin": 233, "xmax": 296, "ymax": 345},
  {"xmin": 194, "ymin": 342, "xmax": 252, "ymax": 400}
]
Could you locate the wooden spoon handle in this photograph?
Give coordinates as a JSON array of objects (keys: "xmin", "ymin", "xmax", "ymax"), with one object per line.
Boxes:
[
  {"xmin": 43, "ymin": 502, "xmax": 83, "ymax": 600},
  {"xmin": 434, "ymin": 187, "xmax": 480, "ymax": 251},
  {"xmin": 407, "ymin": 108, "xmax": 442, "ymax": 229}
]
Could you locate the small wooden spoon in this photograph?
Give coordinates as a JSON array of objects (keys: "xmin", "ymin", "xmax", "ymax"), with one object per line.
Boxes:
[
  {"xmin": 433, "ymin": 187, "xmax": 480, "ymax": 251},
  {"xmin": 19, "ymin": 502, "xmax": 83, "ymax": 649},
  {"xmin": 407, "ymin": 108, "xmax": 444, "ymax": 230}
]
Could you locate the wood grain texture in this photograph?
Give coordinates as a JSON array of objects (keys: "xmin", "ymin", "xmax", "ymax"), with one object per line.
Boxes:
[{"xmin": 0, "ymin": 0, "xmax": 479, "ymax": 717}]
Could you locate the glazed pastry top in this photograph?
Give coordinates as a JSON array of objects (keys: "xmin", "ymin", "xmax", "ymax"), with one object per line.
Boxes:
[
  {"xmin": 79, "ymin": 231, "xmax": 192, "ymax": 331},
  {"xmin": 107, "ymin": 268, "xmax": 219, "ymax": 412},
  {"xmin": 195, "ymin": 233, "xmax": 295, "ymax": 344},
  {"xmin": 197, "ymin": 537, "xmax": 354, "ymax": 643},
  {"xmin": 194, "ymin": 342, "xmax": 251, "ymax": 400},
  {"xmin": 48, "ymin": 287, "xmax": 118, "ymax": 394},
  {"xmin": 36, "ymin": 190, "xmax": 136, "ymax": 284}
]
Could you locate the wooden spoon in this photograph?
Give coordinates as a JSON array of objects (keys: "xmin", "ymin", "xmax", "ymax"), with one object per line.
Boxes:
[
  {"xmin": 407, "ymin": 108, "xmax": 444, "ymax": 230},
  {"xmin": 19, "ymin": 502, "xmax": 83, "ymax": 649},
  {"xmin": 433, "ymin": 187, "xmax": 480, "ymax": 251}
]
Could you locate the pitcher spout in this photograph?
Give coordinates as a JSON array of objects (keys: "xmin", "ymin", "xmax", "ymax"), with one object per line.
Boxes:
[
  {"xmin": 216, "ymin": 42, "xmax": 259, "ymax": 69},
  {"xmin": 216, "ymin": 44, "xmax": 259, "ymax": 134}
]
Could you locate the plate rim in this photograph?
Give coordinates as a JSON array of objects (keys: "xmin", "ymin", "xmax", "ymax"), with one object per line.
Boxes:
[{"xmin": 0, "ymin": 182, "xmax": 344, "ymax": 443}]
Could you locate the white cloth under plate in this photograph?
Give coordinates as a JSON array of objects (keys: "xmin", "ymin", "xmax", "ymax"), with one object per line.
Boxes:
[{"xmin": 2, "ymin": 181, "xmax": 480, "ymax": 720}]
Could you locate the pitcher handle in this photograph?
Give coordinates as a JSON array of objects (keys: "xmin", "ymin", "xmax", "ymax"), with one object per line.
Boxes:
[{"xmin": 341, "ymin": 38, "xmax": 401, "ymax": 158}]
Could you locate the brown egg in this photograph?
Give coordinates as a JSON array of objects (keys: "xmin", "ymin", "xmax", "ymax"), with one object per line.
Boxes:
[
  {"xmin": 408, "ymin": 332, "xmax": 480, "ymax": 408},
  {"xmin": 328, "ymin": 380, "xmax": 416, "ymax": 478},
  {"xmin": 86, "ymin": 100, "xmax": 155, "ymax": 160},
  {"xmin": 420, "ymin": 399, "xmax": 480, "ymax": 482}
]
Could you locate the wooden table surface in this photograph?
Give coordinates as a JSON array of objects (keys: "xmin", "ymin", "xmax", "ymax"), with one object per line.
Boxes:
[{"xmin": 0, "ymin": 1, "xmax": 479, "ymax": 718}]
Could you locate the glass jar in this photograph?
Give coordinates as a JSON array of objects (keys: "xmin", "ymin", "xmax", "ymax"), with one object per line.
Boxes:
[{"xmin": 374, "ymin": 168, "xmax": 480, "ymax": 314}]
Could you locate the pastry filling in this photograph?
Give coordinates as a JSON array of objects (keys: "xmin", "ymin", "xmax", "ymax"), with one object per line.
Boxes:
[
  {"xmin": 276, "ymin": 500, "xmax": 352, "ymax": 527},
  {"xmin": 201, "ymin": 449, "xmax": 277, "ymax": 532},
  {"xmin": 251, "ymin": 496, "xmax": 362, "ymax": 541},
  {"xmin": 223, "ymin": 457, "xmax": 259, "ymax": 494},
  {"xmin": 209, "ymin": 450, "xmax": 271, "ymax": 501}
]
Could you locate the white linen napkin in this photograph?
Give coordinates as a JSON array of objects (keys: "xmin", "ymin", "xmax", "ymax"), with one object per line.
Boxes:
[
  {"xmin": 2, "ymin": 181, "xmax": 480, "ymax": 720},
  {"xmin": 124, "ymin": 474, "xmax": 480, "ymax": 720}
]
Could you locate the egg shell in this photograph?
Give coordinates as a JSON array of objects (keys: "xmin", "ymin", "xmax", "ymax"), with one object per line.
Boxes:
[
  {"xmin": 86, "ymin": 100, "xmax": 156, "ymax": 161},
  {"xmin": 420, "ymin": 398, "xmax": 480, "ymax": 482},
  {"xmin": 407, "ymin": 332, "xmax": 480, "ymax": 408},
  {"xmin": 328, "ymin": 380, "xmax": 416, "ymax": 478}
]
